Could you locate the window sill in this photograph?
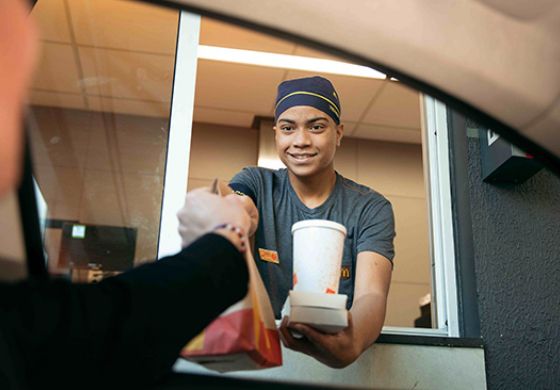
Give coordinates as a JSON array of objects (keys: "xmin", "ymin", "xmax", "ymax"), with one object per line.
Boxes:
[{"xmin": 377, "ymin": 333, "xmax": 483, "ymax": 348}]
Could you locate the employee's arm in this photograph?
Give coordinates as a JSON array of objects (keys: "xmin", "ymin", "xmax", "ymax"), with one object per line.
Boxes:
[
  {"xmin": 348, "ymin": 251, "xmax": 392, "ymax": 354},
  {"xmin": 279, "ymin": 251, "xmax": 392, "ymax": 368}
]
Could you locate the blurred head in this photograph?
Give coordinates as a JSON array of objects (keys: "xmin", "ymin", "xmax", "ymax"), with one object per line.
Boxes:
[
  {"xmin": 273, "ymin": 76, "xmax": 344, "ymax": 178},
  {"xmin": 0, "ymin": 0, "xmax": 38, "ymax": 197}
]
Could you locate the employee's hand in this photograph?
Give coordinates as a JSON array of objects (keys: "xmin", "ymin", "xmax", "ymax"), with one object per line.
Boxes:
[
  {"xmin": 177, "ymin": 188, "xmax": 251, "ymax": 249},
  {"xmin": 279, "ymin": 312, "xmax": 359, "ymax": 368}
]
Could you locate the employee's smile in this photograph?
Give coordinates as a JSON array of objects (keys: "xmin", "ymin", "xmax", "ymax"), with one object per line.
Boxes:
[{"xmin": 287, "ymin": 152, "xmax": 318, "ymax": 162}]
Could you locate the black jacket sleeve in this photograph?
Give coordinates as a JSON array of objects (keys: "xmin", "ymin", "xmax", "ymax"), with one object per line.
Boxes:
[{"xmin": 0, "ymin": 233, "xmax": 248, "ymax": 389}]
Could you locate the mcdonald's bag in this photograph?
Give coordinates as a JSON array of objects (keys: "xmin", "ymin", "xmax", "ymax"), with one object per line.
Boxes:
[{"xmin": 180, "ymin": 247, "xmax": 282, "ymax": 372}]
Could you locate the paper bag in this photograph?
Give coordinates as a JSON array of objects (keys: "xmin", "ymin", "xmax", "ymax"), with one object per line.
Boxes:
[{"xmin": 180, "ymin": 246, "xmax": 282, "ymax": 372}]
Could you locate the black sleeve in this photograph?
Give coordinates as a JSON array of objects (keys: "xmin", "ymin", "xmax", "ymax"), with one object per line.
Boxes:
[{"xmin": 0, "ymin": 233, "xmax": 248, "ymax": 389}]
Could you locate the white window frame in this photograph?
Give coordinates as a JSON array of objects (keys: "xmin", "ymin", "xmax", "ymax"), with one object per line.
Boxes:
[
  {"xmin": 159, "ymin": 12, "xmax": 460, "ymax": 338},
  {"xmin": 425, "ymin": 96, "xmax": 460, "ymax": 336},
  {"xmin": 383, "ymin": 96, "xmax": 459, "ymax": 337},
  {"xmin": 157, "ymin": 12, "xmax": 200, "ymax": 259},
  {"xmin": 379, "ymin": 96, "xmax": 459, "ymax": 338}
]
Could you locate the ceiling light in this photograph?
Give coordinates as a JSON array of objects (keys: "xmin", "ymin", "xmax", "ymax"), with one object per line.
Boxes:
[{"xmin": 197, "ymin": 45, "xmax": 387, "ymax": 80}]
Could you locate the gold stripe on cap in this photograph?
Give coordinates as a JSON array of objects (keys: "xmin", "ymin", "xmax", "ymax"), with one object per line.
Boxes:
[{"xmin": 275, "ymin": 91, "xmax": 341, "ymax": 118}]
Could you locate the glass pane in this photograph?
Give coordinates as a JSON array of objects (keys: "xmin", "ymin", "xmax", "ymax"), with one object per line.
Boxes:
[
  {"xmin": 28, "ymin": 0, "xmax": 179, "ymax": 281},
  {"xmin": 187, "ymin": 17, "xmax": 435, "ymax": 328}
]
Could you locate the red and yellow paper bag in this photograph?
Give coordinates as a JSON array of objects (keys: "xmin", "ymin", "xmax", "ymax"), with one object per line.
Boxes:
[{"xmin": 180, "ymin": 246, "xmax": 282, "ymax": 372}]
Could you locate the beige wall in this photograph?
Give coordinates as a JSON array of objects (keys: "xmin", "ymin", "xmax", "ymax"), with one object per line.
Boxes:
[
  {"xmin": 335, "ymin": 138, "xmax": 432, "ymax": 327},
  {"xmin": 188, "ymin": 123, "xmax": 431, "ymax": 327},
  {"xmin": 187, "ymin": 122, "xmax": 259, "ymax": 190}
]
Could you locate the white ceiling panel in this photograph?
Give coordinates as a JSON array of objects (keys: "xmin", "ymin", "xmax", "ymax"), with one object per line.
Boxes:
[
  {"xmin": 193, "ymin": 106, "xmax": 255, "ymax": 128},
  {"xmin": 29, "ymin": 91, "xmax": 87, "ymax": 111},
  {"xmin": 362, "ymin": 81, "xmax": 421, "ymax": 129},
  {"xmin": 68, "ymin": 0, "xmax": 178, "ymax": 55},
  {"xmin": 32, "ymin": 0, "xmax": 72, "ymax": 43},
  {"xmin": 283, "ymin": 70, "xmax": 385, "ymax": 123},
  {"xmin": 87, "ymin": 96, "xmax": 171, "ymax": 118},
  {"xmin": 195, "ymin": 59, "xmax": 283, "ymax": 114},
  {"xmin": 32, "ymin": 42, "xmax": 82, "ymax": 94},
  {"xmin": 352, "ymin": 124, "xmax": 421, "ymax": 144},
  {"xmin": 79, "ymin": 47, "xmax": 175, "ymax": 102},
  {"xmin": 200, "ymin": 17, "xmax": 295, "ymax": 54}
]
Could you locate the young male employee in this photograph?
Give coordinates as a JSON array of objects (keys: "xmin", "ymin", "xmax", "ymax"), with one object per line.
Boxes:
[{"xmin": 229, "ymin": 76, "xmax": 396, "ymax": 368}]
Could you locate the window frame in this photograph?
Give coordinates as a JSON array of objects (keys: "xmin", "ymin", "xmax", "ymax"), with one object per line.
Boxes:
[
  {"xmin": 159, "ymin": 12, "xmax": 461, "ymax": 338},
  {"xmin": 157, "ymin": 12, "xmax": 201, "ymax": 259}
]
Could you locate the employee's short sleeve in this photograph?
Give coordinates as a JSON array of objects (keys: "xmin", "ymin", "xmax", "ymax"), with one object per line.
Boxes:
[
  {"xmin": 229, "ymin": 167, "xmax": 260, "ymax": 206},
  {"xmin": 357, "ymin": 198, "xmax": 396, "ymax": 262}
]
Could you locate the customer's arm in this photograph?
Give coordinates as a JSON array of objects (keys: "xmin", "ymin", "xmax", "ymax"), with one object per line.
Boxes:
[
  {"xmin": 0, "ymin": 233, "xmax": 248, "ymax": 389},
  {"xmin": 279, "ymin": 251, "xmax": 392, "ymax": 368}
]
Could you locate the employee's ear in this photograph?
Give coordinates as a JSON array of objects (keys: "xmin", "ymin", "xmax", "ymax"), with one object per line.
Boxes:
[{"xmin": 336, "ymin": 123, "xmax": 344, "ymax": 146}]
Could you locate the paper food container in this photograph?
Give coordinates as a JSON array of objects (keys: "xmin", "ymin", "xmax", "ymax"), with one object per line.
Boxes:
[
  {"xmin": 288, "ymin": 290, "xmax": 348, "ymax": 309},
  {"xmin": 282, "ymin": 290, "xmax": 349, "ymax": 334}
]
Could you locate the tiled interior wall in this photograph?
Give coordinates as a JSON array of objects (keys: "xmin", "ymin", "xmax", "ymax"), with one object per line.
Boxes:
[{"xmin": 188, "ymin": 124, "xmax": 431, "ymax": 328}]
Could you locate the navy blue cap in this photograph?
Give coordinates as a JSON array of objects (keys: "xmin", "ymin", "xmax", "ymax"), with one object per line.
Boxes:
[{"xmin": 274, "ymin": 76, "xmax": 341, "ymax": 124}]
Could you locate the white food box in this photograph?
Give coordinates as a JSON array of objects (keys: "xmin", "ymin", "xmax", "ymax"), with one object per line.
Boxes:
[
  {"xmin": 288, "ymin": 290, "xmax": 347, "ymax": 309},
  {"xmin": 282, "ymin": 291, "xmax": 349, "ymax": 334}
]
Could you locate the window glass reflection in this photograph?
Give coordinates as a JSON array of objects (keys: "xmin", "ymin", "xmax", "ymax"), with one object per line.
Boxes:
[{"xmin": 28, "ymin": 0, "xmax": 179, "ymax": 282}]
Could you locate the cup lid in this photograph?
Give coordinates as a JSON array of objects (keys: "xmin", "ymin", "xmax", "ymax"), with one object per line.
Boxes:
[{"xmin": 291, "ymin": 219, "xmax": 347, "ymax": 236}]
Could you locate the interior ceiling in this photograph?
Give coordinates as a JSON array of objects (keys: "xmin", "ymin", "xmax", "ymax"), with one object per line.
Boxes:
[{"xmin": 29, "ymin": 0, "xmax": 422, "ymax": 144}]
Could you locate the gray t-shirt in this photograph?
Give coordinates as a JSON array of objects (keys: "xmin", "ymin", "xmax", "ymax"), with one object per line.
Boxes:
[{"xmin": 230, "ymin": 167, "xmax": 395, "ymax": 318}]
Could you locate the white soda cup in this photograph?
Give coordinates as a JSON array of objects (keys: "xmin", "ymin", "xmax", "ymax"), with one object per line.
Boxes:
[{"xmin": 291, "ymin": 220, "xmax": 347, "ymax": 294}]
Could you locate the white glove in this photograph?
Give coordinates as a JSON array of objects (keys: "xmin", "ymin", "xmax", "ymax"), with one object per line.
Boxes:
[{"xmin": 177, "ymin": 188, "xmax": 251, "ymax": 249}]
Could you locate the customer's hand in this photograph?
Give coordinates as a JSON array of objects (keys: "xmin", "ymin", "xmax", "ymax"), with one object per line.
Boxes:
[{"xmin": 177, "ymin": 188, "xmax": 251, "ymax": 250}]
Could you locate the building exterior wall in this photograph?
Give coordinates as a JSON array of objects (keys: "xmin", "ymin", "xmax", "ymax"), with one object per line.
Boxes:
[{"xmin": 466, "ymin": 135, "xmax": 560, "ymax": 389}]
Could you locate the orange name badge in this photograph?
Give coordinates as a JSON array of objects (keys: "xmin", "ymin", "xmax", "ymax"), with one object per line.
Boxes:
[
  {"xmin": 258, "ymin": 248, "xmax": 280, "ymax": 264},
  {"xmin": 341, "ymin": 266, "xmax": 351, "ymax": 280}
]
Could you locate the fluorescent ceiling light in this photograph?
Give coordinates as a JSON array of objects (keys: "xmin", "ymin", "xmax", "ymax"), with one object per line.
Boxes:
[{"xmin": 198, "ymin": 45, "xmax": 387, "ymax": 80}]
